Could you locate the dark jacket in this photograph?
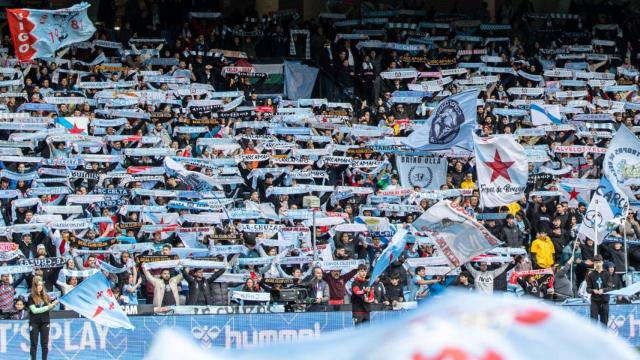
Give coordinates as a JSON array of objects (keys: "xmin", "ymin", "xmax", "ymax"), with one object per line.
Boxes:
[
  {"xmin": 586, "ymin": 269, "xmax": 613, "ymax": 303},
  {"xmin": 351, "ymin": 275, "xmax": 374, "ymax": 314},
  {"xmin": 323, "ymin": 269, "xmax": 357, "ymax": 302},
  {"xmin": 182, "ymin": 268, "xmax": 225, "ymax": 306},
  {"xmin": 554, "ymin": 262, "xmax": 573, "ymax": 298},
  {"xmin": 500, "ymin": 223, "xmax": 523, "ymax": 248}
]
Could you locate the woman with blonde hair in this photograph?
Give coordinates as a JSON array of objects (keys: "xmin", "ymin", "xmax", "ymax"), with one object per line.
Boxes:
[{"xmin": 28, "ymin": 275, "xmax": 58, "ymax": 360}]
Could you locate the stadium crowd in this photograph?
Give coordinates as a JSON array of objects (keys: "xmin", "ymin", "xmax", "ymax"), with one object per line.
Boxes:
[{"xmin": 2, "ymin": 0, "xmax": 640, "ymax": 323}]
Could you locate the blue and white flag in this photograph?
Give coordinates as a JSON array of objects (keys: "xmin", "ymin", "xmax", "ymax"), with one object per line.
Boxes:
[
  {"xmin": 559, "ymin": 182, "xmax": 591, "ymax": 208},
  {"xmin": 147, "ymin": 292, "xmax": 638, "ymax": 360},
  {"xmin": 474, "ymin": 134, "xmax": 528, "ymax": 207},
  {"xmin": 530, "ymin": 103, "xmax": 561, "ymax": 125},
  {"xmin": 7, "ymin": 3, "xmax": 96, "ymax": 61},
  {"xmin": 402, "ymin": 90, "xmax": 479, "ymax": 151},
  {"xmin": 578, "ymin": 176, "xmax": 629, "ymax": 243},
  {"xmin": 55, "ymin": 116, "xmax": 88, "ymax": 135},
  {"xmin": 604, "ymin": 125, "xmax": 640, "ymax": 186},
  {"xmin": 59, "ymin": 271, "xmax": 134, "ymax": 329},
  {"xmin": 413, "ymin": 200, "xmax": 502, "ymax": 268},
  {"xmin": 368, "ymin": 226, "xmax": 409, "ymax": 285}
]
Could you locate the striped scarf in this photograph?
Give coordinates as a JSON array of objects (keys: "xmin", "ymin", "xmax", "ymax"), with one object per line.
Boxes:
[{"xmin": 289, "ymin": 29, "xmax": 310, "ymax": 59}]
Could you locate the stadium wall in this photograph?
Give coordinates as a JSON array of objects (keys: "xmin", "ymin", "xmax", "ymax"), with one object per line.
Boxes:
[{"xmin": 1, "ymin": 305, "xmax": 638, "ymax": 359}]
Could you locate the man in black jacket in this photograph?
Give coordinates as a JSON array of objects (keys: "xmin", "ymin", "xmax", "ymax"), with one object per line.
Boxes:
[
  {"xmin": 182, "ymin": 267, "xmax": 226, "ymax": 306},
  {"xmin": 351, "ymin": 264, "xmax": 374, "ymax": 325},
  {"xmin": 586, "ymin": 255, "xmax": 612, "ymax": 326},
  {"xmin": 499, "ymin": 214, "xmax": 523, "ymax": 248}
]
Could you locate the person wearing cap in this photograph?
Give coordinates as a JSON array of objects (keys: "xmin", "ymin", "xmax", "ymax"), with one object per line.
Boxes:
[
  {"xmin": 322, "ymin": 265, "xmax": 357, "ymax": 305},
  {"xmin": 586, "ymin": 255, "xmax": 613, "ymax": 325},
  {"xmin": 530, "ymin": 230, "xmax": 555, "ymax": 269}
]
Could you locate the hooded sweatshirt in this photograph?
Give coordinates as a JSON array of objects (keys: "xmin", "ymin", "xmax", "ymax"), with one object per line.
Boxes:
[{"xmin": 531, "ymin": 236, "xmax": 555, "ymax": 269}]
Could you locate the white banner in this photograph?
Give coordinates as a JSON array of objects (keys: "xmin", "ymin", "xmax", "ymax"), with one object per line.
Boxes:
[{"xmin": 396, "ymin": 155, "xmax": 447, "ymax": 190}]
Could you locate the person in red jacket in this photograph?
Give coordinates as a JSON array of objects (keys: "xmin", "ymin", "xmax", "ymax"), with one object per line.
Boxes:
[
  {"xmin": 351, "ymin": 264, "xmax": 374, "ymax": 325},
  {"xmin": 322, "ymin": 268, "xmax": 357, "ymax": 305}
]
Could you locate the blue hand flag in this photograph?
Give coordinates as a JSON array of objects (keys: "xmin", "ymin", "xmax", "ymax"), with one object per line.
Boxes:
[{"xmin": 60, "ymin": 271, "xmax": 134, "ymax": 329}]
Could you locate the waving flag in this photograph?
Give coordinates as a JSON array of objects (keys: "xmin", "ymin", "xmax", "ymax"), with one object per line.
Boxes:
[
  {"xmin": 413, "ymin": 200, "xmax": 502, "ymax": 268},
  {"xmin": 604, "ymin": 125, "xmax": 640, "ymax": 186},
  {"xmin": 530, "ymin": 103, "xmax": 561, "ymax": 125},
  {"xmin": 578, "ymin": 176, "xmax": 629, "ymax": 243},
  {"xmin": 474, "ymin": 134, "xmax": 528, "ymax": 207},
  {"xmin": 558, "ymin": 182, "xmax": 591, "ymax": 207},
  {"xmin": 55, "ymin": 116, "xmax": 88, "ymax": 135},
  {"xmin": 402, "ymin": 90, "xmax": 479, "ymax": 151},
  {"xmin": 147, "ymin": 292, "xmax": 637, "ymax": 360},
  {"xmin": 7, "ymin": 3, "xmax": 96, "ymax": 62},
  {"xmin": 60, "ymin": 271, "xmax": 134, "ymax": 329},
  {"xmin": 368, "ymin": 226, "xmax": 409, "ymax": 285}
]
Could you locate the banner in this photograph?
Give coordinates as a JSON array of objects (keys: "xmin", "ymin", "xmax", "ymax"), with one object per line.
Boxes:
[
  {"xmin": 7, "ymin": 3, "xmax": 96, "ymax": 61},
  {"xmin": 395, "ymin": 155, "xmax": 447, "ymax": 190},
  {"xmin": 231, "ymin": 291, "xmax": 271, "ymax": 302},
  {"xmin": 604, "ymin": 125, "xmax": 640, "ymax": 186},
  {"xmin": 17, "ymin": 257, "xmax": 66, "ymax": 268},
  {"xmin": 474, "ymin": 134, "xmax": 528, "ymax": 207},
  {"xmin": 413, "ymin": 200, "xmax": 502, "ymax": 268},
  {"xmin": 402, "ymin": 90, "xmax": 478, "ymax": 151}
]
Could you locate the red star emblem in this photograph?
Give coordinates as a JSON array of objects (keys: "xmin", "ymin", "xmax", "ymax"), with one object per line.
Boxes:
[
  {"xmin": 485, "ymin": 150, "xmax": 514, "ymax": 182},
  {"xmin": 568, "ymin": 188, "xmax": 580, "ymax": 201},
  {"xmin": 68, "ymin": 122, "xmax": 84, "ymax": 134}
]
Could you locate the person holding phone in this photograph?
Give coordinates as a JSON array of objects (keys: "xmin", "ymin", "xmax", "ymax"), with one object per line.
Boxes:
[{"xmin": 28, "ymin": 275, "xmax": 58, "ymax": 360}]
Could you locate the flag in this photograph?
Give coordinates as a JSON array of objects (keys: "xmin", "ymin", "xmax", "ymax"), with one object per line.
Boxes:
[
  {"xmin": 558, "ymin": 182, "xmax": 591, "ymax": 207},
  {"xmin": 530, "ymin": 103, "xmax": 561, "ymax": 125},
  {"xmin": 55, "ymin": 116, "xmax": 88, "ymax": 135},
  {"xmin": 402, "ymin": 90, "xmax": 479, "ymax": 151},
  {"xmin": 60, "ymin": 271, "xmax": 134, "ymax": 329},
  {"xmin": 368, "ymin": 226, "xmax": 409, "ymax": 285},
  {"xmin": 141, "ymin": 211, "xmax": 180, "ymax": 239},
  {"xmin": 578, "ymin": 176, "xmax": 629, "ymax": 243},
  {"xmin": 7, "ymin": 2, "xmax": 96, "ymax": 62},
  {"xmin": 395, "ymin": 155, "xmax": 447, "ymax": 190},
  {"xmin": 604, "ymin": 125, "xmax": 640, "ymax": 186},
  {"xmin": 413, "ymin": 200, "xmax": 502, "ymax": 268},
  {"xmin": 146, "ymin": 292, "xmax": 637, "ymax": 360},
  {"xmin": 474, "ymin": 134, "xmax": 528, "ymax": 208},
  {"xmin": 164, "ymin": 157, "xmax": 234, "ymax": 191}
]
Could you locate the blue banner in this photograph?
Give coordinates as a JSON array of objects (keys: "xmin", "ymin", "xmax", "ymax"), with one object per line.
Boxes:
[{"xmin": 2, "ymin": 306, "xmax": 640, "ymax": 358}]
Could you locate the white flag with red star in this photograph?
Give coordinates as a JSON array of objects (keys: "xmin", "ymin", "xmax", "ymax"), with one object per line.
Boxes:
[
  {"xmin": 55, "ymin": 116, "xmax": 89, "ymax": 135},
  {"xmin": 474, "ymin": 135, "xmax": 528, "ymax": 208},
  {"xmin": 60, "ymin": 271, "xmax": 134, "ymax": 329}
]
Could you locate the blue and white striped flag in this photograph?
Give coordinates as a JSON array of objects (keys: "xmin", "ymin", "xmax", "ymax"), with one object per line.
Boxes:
[{"xmin": 530, "ymin": 103, "xmax": 561, "ymax": 125}]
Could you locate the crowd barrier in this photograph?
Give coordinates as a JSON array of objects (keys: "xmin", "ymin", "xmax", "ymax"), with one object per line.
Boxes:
[{"xmin": 1, "ymin": 304, "xmax": 639, "ymax": 359}]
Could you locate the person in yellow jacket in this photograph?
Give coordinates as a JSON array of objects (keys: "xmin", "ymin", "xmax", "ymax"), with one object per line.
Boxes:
[
  {"xmin": 460, "ymin": 173, "xmax": 476, "ymax": 189},
  {"xmin": 530, "ymin": 231, "xmax": 555, "ymax": 269}
]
